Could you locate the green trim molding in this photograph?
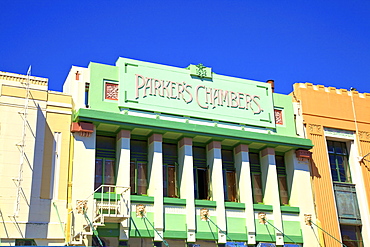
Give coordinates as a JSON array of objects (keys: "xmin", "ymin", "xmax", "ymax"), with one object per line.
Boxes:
[
  {"xmin": 225, "ymin": 201, "xmax": 246, "ymax": 209},
  {"xmin": 130, "ymin": 195, "xmax": 154, "ymax": 203},
  {"xmin": 75, "ymin": 108, "xmax": 313, "ymax": 149},
  {"xmin": 253, "ymin": 204, "xmax": 273, "ymax": 211},
  {"xmin": 164, "ymin": 197, "xmax": 186, "ymax": 206},
  {"xmin": 280, "ymin": 205, "xmax": 300, "ymax": 213},
  {"xmin": 195, "ymin": 200, "xmax": 217, "ymax": 208}
]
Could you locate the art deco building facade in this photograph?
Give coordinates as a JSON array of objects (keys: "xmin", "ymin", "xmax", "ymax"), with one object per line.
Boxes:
[
  {"xmin": 0, "ymin": 71, "xmax": 72, "ymax": 245},
  {"xmin": 62, "ymin": 58, "xmax": 317, "ymax": 247},
  {"xmin": 292, "ymin": 83, "xmax": 370, "ymax": 247}
]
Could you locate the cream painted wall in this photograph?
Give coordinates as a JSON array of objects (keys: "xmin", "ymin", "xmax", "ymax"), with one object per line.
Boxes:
[{"xmin": 0, "ymin": 72, "xmax": 71, "ymax": 245}]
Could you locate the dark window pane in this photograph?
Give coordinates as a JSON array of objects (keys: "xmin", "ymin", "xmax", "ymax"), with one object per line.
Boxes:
[
  {"xmin": 222, "ymin": 149, "xmax": 234, "ymax": 163},
  {"xmin": 331, "ymin": 166, "xmax": 339, "ymax": 182},
  {"xmin": 137, "ymin": 162, "xmax": 147, "ymax": 195},
  {"xmin": 197, "ymin": 168, "xmax": 208, "ymax": 199},
  {"xmin": 327, "ymin": 140, "xmax": 351, "ymax": 183},
  {"xmin": 95, "ymin": 159, "xmax": 103, "ymax": 190},
  {"xmin": 327, "ymin": 141, "xmax": 334, "ymax": 153},
  {"xmin": 193, "ymin": 146, "xmax": 206, "ymax": 159},
  {"xmin": 131, "ymin": 139, "xmax": 148, "ymax": 162},
  {"xmin": 163, "ymin": 143, "xmax": 178, "ymax": 165},
  {"xmin": 334, "ymin": 141, "xmax": 342, "ymax": 154},
  {"xmin": 96, "ymin": 136, "xmax": 116, "ymax": 150},
  {"xmin": 167, "ymin": 165, "xmax": 177, "ymax": 197},
  {"xmin": 252, "ymin": 174, "xmax": 263, "ymax": 203},
  {"xmin": 249, "ymin": 152, "xmax": 261, "ymax": 173},
  {"xmin": 226, "ymin": 171, "xmax": 237, "ymax": 202},
  {"xmin": 340, "ymin": 225, "xmax": 363, "ymax": 247},
  {"xmin": 130, "ymin": 161, "xmax": 136, "ymax": 194},
  {"xmin": 163, "ymin": 165, "xmax": 168, "ymax": 196},
  {"xmin": 104, "ymin": 159, "xmax": 115, "ymax": 185},
  {"xmin": 278, "ymin": 176, "xmax": 289, "ymax": 205},
  {"xmin": 276, "ymin": 155, "xmax": 286, "ymax": 175},
  {"xmin": 329, "ymin": 154, "xmax": 336, "ymax": 165}
]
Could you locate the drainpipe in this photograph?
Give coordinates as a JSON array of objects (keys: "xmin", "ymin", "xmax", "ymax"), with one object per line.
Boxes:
[{"xmin": 65, "ymin": 133, "xmax": 75, "ymax": 244}]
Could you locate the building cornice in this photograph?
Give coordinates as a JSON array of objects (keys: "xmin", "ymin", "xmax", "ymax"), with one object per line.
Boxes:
[{"xmin": 0, "ymin": 71, "xmax": 48, "ymax": 86}]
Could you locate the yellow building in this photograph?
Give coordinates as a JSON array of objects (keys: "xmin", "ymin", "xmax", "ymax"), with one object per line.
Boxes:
[
  {"xmin": 0, "ymin": 71, "xmax": 72, "ymax": 246},
  {"xmin": 292, "ymin": 83, "xmax": 370, "ymax": 247}
]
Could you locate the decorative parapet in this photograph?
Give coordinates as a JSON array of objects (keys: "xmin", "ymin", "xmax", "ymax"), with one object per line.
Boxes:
[
  {"xmin": 188, "ymin": 64, "xmax": 212, "ymax": 79},
  {"xmin": 71, "ymin": 122, "xmax": 94, "ymax": 137},
  {"xmin": 0, "ymin": 71, "xmax": 48, "ymax": 86},
  {"xmin": 297, "ymin": 83, "xmax": 370, "ymax": 98}
]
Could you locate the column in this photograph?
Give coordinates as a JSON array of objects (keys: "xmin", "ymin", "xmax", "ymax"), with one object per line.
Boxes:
[
  {"xmin": 71, "ymin": 129, "xmax": 96, "ymax": 246},
  {"xmin": 116, "ymin": 130, "xmax": 131, "ymax": 240},
  {"xmin": 234, "ymin": 144, "xmax": 255, "ymax": 244},
  {"xmin": 285, "ymin": 150, "xmax": 319, "ymax": 245},
  {"xmin": 148, "ymin": 133, "xmax": 164, "ymax": 241},
  {"xmin": 178, "ymin": 137, "xmax": 196, "ymax": 242},
  {"xmin": 207, "ymin": 141, "xmax": 227, "ymax": 243},
  {"xmin": 260, "ymin": 147, "xmax": 284, "ymax": 246}
]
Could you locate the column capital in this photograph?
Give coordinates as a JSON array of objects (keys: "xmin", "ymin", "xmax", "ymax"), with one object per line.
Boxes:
[
  {"xmin": 235, "ymin": 144, "xmax": 249, "ymax": 154},
  {"xmin": 149, "ymin": 133, "xmax": 162, "ymax": 144},
  {"xmin": 179, "ymin": 137, "xmax": 192, "ymax": 148},
  {"xmin": 117, "ymin": 129, "xmax": 131, "ymax": 139},
  {"xmin": 261, "ymin": 147, "xmax": 275, "ymax": 157},
  {"xmin": 207, "ymin": 141, "xmax": 221, "ymax": 151}
]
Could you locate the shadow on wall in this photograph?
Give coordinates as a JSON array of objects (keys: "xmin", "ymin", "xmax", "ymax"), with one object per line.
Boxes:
[
  {"xmin": 309, "ymin": 159, "xmax": 321, "ymax": 179},
  {"xmin": 25, "ymin": 105, "xmax": 52, "ymax": 239}
]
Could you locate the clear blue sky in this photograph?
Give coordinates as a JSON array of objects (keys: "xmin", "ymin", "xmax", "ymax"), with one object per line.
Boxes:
[{"xmin": 1, "ymin": 1, "xmax": 370, "ymax": 94}]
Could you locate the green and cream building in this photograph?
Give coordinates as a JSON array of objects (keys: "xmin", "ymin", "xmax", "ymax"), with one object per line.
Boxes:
[{"xmin": 63, "ymin": 58, "xmax": 317, "ymax": 247}]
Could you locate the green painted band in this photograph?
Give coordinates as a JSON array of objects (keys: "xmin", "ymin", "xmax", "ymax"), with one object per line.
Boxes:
[
  {"xmin": 280, "ymin": 205, "xmax": 300, "ymax": 213},
  {"xmin": 130, "ymin": 195, "xmax": 155, "ymax": 203},
  {"xmin": 253, "ymin": 204, "xmax": 273, "ymax": 211},
  {"xmin": 194, "ymin": 200, "xmax": 217, "ymax": 207}
]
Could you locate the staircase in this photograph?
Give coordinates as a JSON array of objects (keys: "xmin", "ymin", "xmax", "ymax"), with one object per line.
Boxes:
[{"xmin": 69, "ymin": 185, "xmax": 130, "ymax": 246}]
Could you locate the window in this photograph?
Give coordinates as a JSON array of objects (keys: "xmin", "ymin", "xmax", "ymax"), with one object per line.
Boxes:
[
  {"xmin": 95, "ymin": 136, "xmax": 116, "ymax": 191},
  {"xmin": 222, "ymin": 149, "xmax": 237, "ymax": 202},
  {"xmin": 249, "ymin": 152, "xmax": 263, "ymax": 203},
  {"xmin": 130, "ymin": 139, "xmax": 148, "ymax": 195},
  {"xmin": 327, "ymin": 140, "xmax": 351, "ymax": 183},
  {"xmin": 340, "ymin": 225, "xmax": 363, "ymax": 247},
  {"xmin": 85, "ymin": 83, "xmax": 90, "ymax": 108},
  {"xmin": 193, "ymin": 146, "xmax": 209, "ymax": 200},
  {"xmin": 276, "ymin": 155, "xmax": 289, "ymax": 205},
  {"xmin": 163, "ymin": 142, "xmax": 179, "ymax": 198}
]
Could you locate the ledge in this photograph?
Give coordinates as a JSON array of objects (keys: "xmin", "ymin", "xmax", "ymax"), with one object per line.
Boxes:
[
  {"xmin": 75, "ymin": 108, "xmax": 313, "ymax": 149},
  {"xmin": 194, "ymin": 200, "xmax": 217, "ymax": 208},
  {"xmin": 280, "ymin": 205, "xmax": 300, "ymax": 213},
  {"xmin": 253, "ymin": 204, "xmax": 273, "ymax": 211},
  {"xmin": 164, "ymin": 197, "xmax": 186, "ymax": 206},
  {"xmin": 225, "ymin": 201, "xmax": 246, "ymax": 209},
  {"xmin": 130, "ymin": 195, "xmax": 154, "ymax": 203}
]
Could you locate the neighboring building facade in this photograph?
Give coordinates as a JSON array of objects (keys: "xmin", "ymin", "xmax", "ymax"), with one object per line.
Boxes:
[
  {"xmin": 292, "ymin": 83, "xmax": 370, "ymax": 247},
  {"xmin": 63, "ymin": 58, "xmax": 317, "ymax": 247},
  {"xmin": 0, "ymin": 71, "xmax": 72, "ymax": 245}
]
